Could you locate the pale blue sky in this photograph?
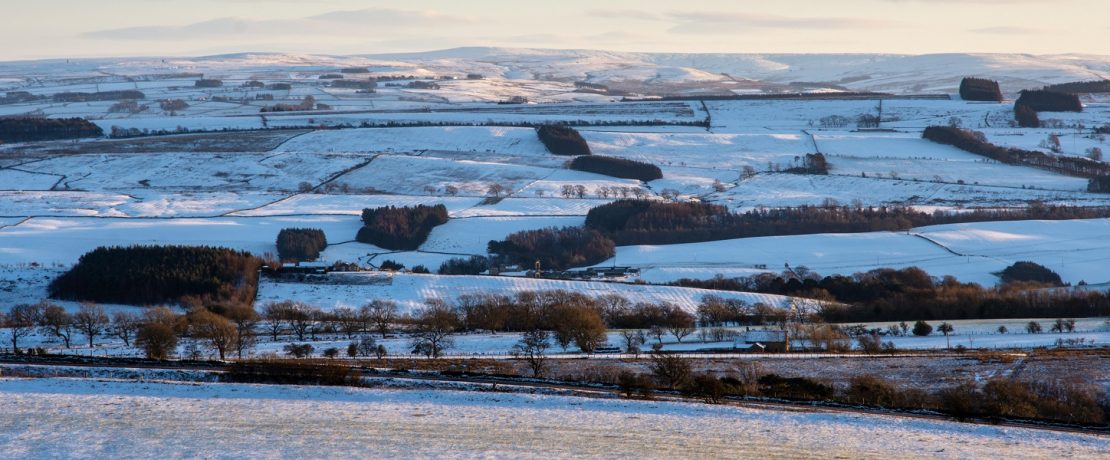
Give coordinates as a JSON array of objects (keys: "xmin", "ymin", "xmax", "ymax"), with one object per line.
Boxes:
[{"xmin": 3, "ymin": 0, "xmax": 1107, "ymax": 60}]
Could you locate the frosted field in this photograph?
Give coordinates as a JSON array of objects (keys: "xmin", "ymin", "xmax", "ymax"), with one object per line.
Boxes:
[
  {"xmin": 255, "ymin": 272, "xmax": 809, "ymax": 314},
  {"xmin": 1, "ymin": 378, "xmax": 1107, "ymax": 459},
  {"xmin": 597, "ymin": 218, "xmax": 1110, "ymax": 286}
]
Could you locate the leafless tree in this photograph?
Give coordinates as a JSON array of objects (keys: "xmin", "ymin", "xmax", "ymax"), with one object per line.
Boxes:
[
  {"xmin": 109, "ymin": 311, "xmax": 140, "ymax": 347},
  {"xmin": 74, "ymin": 302, "xmax": 109, "ymax": 348},
  {"xmin": 5, "ymin": 303, "xmax": 42, "ymax": 352},
  {"xmin": 512, "ymin": 330, "xmax": 552, "ymax": 377},
  {"xmin": 38, "ymin": 302, "xmax": 74, "ymax": 348}
]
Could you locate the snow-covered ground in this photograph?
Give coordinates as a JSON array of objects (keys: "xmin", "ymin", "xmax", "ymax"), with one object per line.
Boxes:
[
  {"xmin": 597, "ymin": 218, "xmax": 1110, "ymax": 286},
  {"xmin": 1, "ymin": 378, "xmax": 1106, "ymax": 459}
]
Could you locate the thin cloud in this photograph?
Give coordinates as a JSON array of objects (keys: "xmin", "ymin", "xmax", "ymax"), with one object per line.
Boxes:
[
  {"xmin": 83, "ymin": 8, "xmax": 470, "ymax": 40},
  {"xmin": 667, "ymin": 12, "xmax": 895, "ymax": 34},
  {"xmin": 970, "ymin": 26, "xmax": 1046, "ymax": 35},
  {"xmin": 587, "ymin": 10, "xmax": 664, "ymax": 21}
]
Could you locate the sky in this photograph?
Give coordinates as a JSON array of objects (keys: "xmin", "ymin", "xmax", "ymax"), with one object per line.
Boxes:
[{"xmin": 1, "ymin": 0, "xmax": 1107, "ymax": 60}]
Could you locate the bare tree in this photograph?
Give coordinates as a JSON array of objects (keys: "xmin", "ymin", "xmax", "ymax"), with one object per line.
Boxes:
[
  {"xmin": 39, "ymin": 302, "xmax": 74, "ymax": 349},
  {"xmin": 573, "ymin": 184, "xmax": 587, "ymax": 199},
  {"xmin": 664, "ymin": 306, "xmax": 696, "ymax": 343},
  {"xmin": 5, "ymin": 303, "xmax": 42, "ymax": 352},
  {"xmin": 649, "ymin": 352, "xmax": 692, "ymax": 390},
  {"xmin": 109, "ymin": 311, "xmax": 140, "ymax": 347},
  {"xmin": 188, "ymin": 308, "xmax": 236, "ymax": 360},
  {"xmin": 410, "ymin": 299, "xmax": 458, "ymax": 358},
  {"xmin": 619, "ymin": 329, "xmax": 645, "ymax": 356},
  {"xmin": 225, "ymin": 304, "xmax": 259, "ymax": 359},
  {"xmin": 444, "ymin": 184, "xmax": 460, "ymax": 196},
  {"xmin": 512, "ymin": 330, "xmax": 552, "ymax": 377},
  {"xmin": 486, "ymin": 183, "xmax": 507, "ymax": 198},
  {"xmin": 73, "ymin": 302, "xmax": 109, "ymax": 348},
  {"xmin": 261, "ymin": 301, "xmax": 291, "ymax": 341},
  {"xmin": 333, "ymin": 307, "xmax": 363, "ymax": 339},
  {"xmin": 362, "ymin": 299, "xmax": 398, "ymax": 338}
]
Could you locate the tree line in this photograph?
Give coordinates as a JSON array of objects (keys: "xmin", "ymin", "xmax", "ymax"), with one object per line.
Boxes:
[
  {"xmin": 0, "ymin": 117, "xmax": 103, "ymax": 143},
  {"xmin": 52, "ymin": 90, "xmax": 145, "ymax": 103},
  {"xmin": 1043, "ymin": 80, "xmax": 1110, "ymax": 94},
  {"xmin": 536, "ymin": 125, "xmax": 592, "ymax": 155},
  {"xmin": 48, "ymin": 245, "xmax": 261, "ymax": 306},
  {"xmin": 923, "ymin": 126, "xmax": 1110, "ymax": 179},
  {"xmin": 673, "ymin": 265, "xmax": 1110, "ymax": 323},
  {"xmin": 356, "ymin": 205, "xmax": 449, "ymax": 251},
  {"xmin": 585, "ymin": 198, "xmax": 1110, "ymax": 247},
  {"xmin": 1015, "ymin": 89, "xmax": 1083, "ymax": 112},
  {"xmin": 276, "ymin": 228, "xmax": 328, "ymax": 262},
  {"xmin": 569, "ymin": 155, "xmax": 663, "ymax": 181}
]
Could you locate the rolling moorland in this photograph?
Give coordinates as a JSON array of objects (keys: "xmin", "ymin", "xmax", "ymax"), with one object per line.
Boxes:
[{"xmin": 2, "ymin": 49, "xmax": 1110, "ymax": 453}]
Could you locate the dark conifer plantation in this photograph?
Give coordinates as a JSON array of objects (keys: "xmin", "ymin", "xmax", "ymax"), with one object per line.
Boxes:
[
  {"xmin": 49, "ymin": 245, "xmax": 261, "ymax": 306},
  {"xmin": 0, "ymin": 117, "xmax": 103, "ymax": 142},
  {"xmin": 1015, "ymin": 89, "xmax": 1082, "ymax": 112},
  {"xmin": 537, "ymin": 125, "xmax": 592, "ymax": 155},
  {"xmin": 569, "ymin": 155, "xmax": 663, "ymax": 181},
  {"xmin": 356, "ymin": 205, "xmax": 449, "ymax": 250},
  {"xmin": 1043, "ymin": 80, "xmax": 1110, "ymax": 94},
  {"xmin": 1014, "ymin": 102, "xmax": 1040, "ymax": 127},
  {"xmin": 958, "ymin": 77, "xmax": 1004, "ymax": 102},
  {"xmin": 586, "ymin": 198, "xmax": 1110, "ymax": 246},
  {"xmin": 52, "ymin": 90, "xmax": 145, "ymax": 102},
  {"xmin": 488, "ymin": 226, "xmax": 614, "ymax": 269},
  {"xmin": 276, "ymin": 228, "xmax": 328, "ymax": 261}
]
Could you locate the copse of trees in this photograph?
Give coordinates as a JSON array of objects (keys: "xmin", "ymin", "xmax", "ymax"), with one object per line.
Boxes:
[
  {"xmin": 488, "ymin": 226, "xmax": 614, "ymax": 270},
  {"xmin": 958, "ymin": 77, "xmax": 1004, "ymax": 102},
  {"xmin": 1043, "ymin": 80, "xmax": 1110, "ymax": 94},
  {"xmin": 1015, "ymin": 89, "xmax": 1082, "ymax": 112},
  {"xmin": 159, "ymin": 99, "xmax": 189, "ymax": 112},
  {"xmin": 437, "ymin": 256, "xmax": 489, "ymax": 275},
  {"xmin": 569, "ymin": 155, "xmax": 663, "ymax": 181},
  {"xmin": 52, "ymin": 90, "xmax": 145, "ymax": 103},
  {"xmin": 0, "ymin": 117, "xmax": 103, "ymax": 143},
  {"xmin": 49, "ymin": 245, "xmax": 262, "ymax": 306},
  {"xmin": 923, "ymin": 126, "xmax": 1110, "ymax": 178},
  {"xmin": 276, "ymin": 228, "xmax": 328, "ymax": 262},
  {"xmin": 783, "ymin": 153, "xmax": 829, "ymax": 175},
  {"xmin": 999, "ymin": 261, "xmax": 1063, "ymax": 286},
  {"xmin": 194, "ymin": 79, "xmax": 224, "ymax": 88},
  {"xmin": 536, "ymin": 124, "xmax": 591, "ymax": 156},
  {"xmin": 356, "ymin": 204, "xmax": 449, "ymax": 251}
]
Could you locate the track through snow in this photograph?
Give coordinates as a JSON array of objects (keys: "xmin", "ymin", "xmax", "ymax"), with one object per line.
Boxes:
[{"xmin": 0, "ymin": 378, "xmax": 1106, "ymax": 459}]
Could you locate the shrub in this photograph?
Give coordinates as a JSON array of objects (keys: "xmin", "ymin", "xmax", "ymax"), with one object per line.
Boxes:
[
  {"xmin": 276, "ymin": 228, "xmax": 328, "ymax": 261},
  {"xmin": 958, "ymin": 77, "xmax": 1003, "ymax": 102},
  {"xmin": 536, "ymin": 125, "xmax": 591, "ymax": 155},
  {"xmin": 912, "ymin": 320, "xmax": 933, "ymax": 336},
  {"xmin": 1015, "ymin": 89, "xmax": 1082, "ymax": 112},
  {"xmin": 356, "ymin": 205, "xmax": 449, "ymax": 250},
  {"xmin": 437, "ymin": 256, "xmax": 489, "ymax": 275},
  {"xmin": 48, "ymin": 245, "xmax": 261, "ymax": 306},
  {"xmin": 569, "ymin": 155, "xmax": 662, "ymax": 181},
  {"xmin": 846, "ymin": 374, "xmax": 904, "ymax": 407},
  {"xmin": 488, "ymin": 226, "xmax": 614, "ymax": 270},
  {"xmin": 379, "ymin": 260, "xmax": 404, "ymax": 271},
  {"xmin": 136, "ymin": 323, "xmax": 177, "ymax": 359},
  {"xmin": 757, "ymin": 374, "xmax": 833, "ymax": 400},
  {"xmin": 999, "ymin": 261, "xmax": 1063, "ymax": 286},
  {"xmin": 225, "ymin": 361, "xmax": 360, "ymax": 386}
]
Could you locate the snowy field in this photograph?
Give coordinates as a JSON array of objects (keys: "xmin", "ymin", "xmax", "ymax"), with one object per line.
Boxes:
[
  {"xmin": 598, "ymin": 218, "xmax": 1110, "ymax": 286},
  {"xmin": 1, "ymin": 378, "xmax": 1107, "ymax": 459},
  {"xmin": 255, "ymin": 273, "xmax": 808, "ymax": 314},
  {"xmin": 2, "ymin": 51, "xmax": 1110, "ymax": 315}
]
